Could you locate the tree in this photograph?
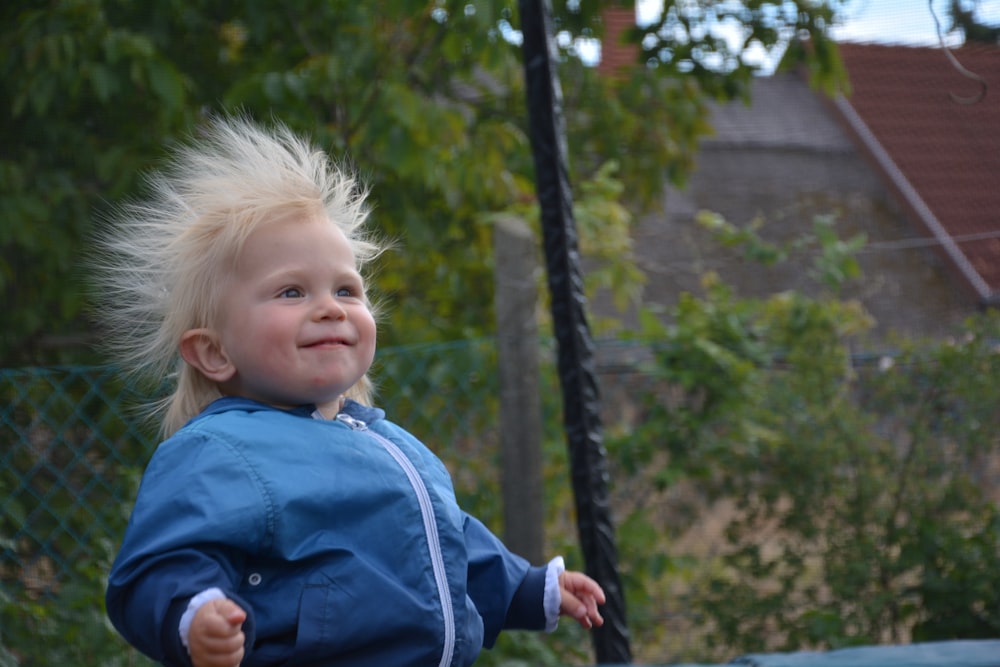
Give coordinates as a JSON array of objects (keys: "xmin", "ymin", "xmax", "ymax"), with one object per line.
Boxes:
[
  {"xmin": 948, "ymin": 0, "xmax": 1000, "ymax": 43},
  {"xmin": 1, "ymin": 0, "xmax": 847, "ymax": 367}
]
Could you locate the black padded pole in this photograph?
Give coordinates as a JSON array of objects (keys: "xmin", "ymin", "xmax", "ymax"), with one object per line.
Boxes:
[{"xmin": 517, "ymin": 0, "xmax": 631, "ymax": 662}]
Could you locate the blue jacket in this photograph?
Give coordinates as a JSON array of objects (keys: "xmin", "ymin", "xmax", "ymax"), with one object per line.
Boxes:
[{"xmin": 106, "ymin": 397, "xmax": 546, "ymax": 667}]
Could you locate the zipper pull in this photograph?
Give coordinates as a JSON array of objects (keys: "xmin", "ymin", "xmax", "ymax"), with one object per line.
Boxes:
[{"xmin": 335, "ymin": 413, "xmax": 367, "ymax": 430}]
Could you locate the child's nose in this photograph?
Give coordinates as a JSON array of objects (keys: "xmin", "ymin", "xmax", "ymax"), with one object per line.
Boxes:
[{"xmin": 314, "ymin": 293, "xmax": 347, "ymax": 320}]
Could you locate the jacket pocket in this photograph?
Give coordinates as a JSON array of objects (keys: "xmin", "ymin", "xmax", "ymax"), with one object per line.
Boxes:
[
  {"xmin": 291, "ymin": 581, "xmax": 335, "ymax": 661},
  {"xmin": 289, "ymin": 571, "xmax": 449, "ymax": 666}
]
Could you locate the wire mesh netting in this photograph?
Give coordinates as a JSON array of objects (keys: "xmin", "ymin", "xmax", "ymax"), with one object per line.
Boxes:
[
  {"xmin": 0, "ymin": 340, "xmax": 545, "ymax": 663},
  {"xmin": 4, "ymin": 333, "xmax": 1000, "ymax": 665},
  {"xmin": 0, "ymin": 340, "xmax": 529, "ymax": 599}
]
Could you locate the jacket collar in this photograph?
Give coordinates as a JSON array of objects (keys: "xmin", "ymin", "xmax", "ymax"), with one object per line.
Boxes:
[{"xmin": 193, "ymin": 396, "xmax": 386, "ymax": 425}]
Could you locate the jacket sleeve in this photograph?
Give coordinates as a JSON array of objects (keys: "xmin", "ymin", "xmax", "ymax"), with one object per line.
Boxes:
[
  {"xmin": 462, "ymin": 513, "xmax": 547, "ymax": 647},
  {"xmin": 105, "ymin": 427, "xmax": 267, "ymax": 665}
]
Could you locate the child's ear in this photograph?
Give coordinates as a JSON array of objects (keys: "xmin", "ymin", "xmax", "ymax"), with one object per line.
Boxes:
[{"xmin": 179, "ymin": 328, "xmax": 236, "ymax": 383}]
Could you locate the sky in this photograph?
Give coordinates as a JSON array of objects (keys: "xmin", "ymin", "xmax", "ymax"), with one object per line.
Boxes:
[
  {"xmin": 829, "ymin": 0, "xmax": 1000, "ymax": 46},
  {"xmin": 625, "ymin": 0, "xmax": 1000, "ymax": 72}
]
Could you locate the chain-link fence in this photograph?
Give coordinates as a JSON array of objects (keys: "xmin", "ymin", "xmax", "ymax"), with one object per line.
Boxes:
[
  {"xmin": 1, "ymin": 338, "xmax": 632, "ymax": 664},
  {"xmin": 0, "ymin": 340, "xmax": 536, "ymax": 592},
  {"xmin": 3, "ymin": 365, "xmax": 150, "ymax": 594},
  {"xmin": 4, "ymin": 333, "xmax": 1000, "ymax": 666}
]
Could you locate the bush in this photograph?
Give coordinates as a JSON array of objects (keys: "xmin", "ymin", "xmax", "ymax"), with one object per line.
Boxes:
[{"xmin": 607, "ymin": 216, "xmax": 1000, "ymax": 659}]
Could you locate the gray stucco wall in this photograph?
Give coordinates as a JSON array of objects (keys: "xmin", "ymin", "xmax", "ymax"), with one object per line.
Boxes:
[{"xmin": 617, "ymin": 73, "xmax": 973, "ymax": 343}]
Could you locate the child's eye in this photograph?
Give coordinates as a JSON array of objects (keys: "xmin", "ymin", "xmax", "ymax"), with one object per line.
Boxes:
[
  {"xmin": 335, "ymin": 287, "xmax": 355, "ymax": 298},
  {"xmin": 280, "ymin": 287, "xmax": 304, "ymax": 299}
]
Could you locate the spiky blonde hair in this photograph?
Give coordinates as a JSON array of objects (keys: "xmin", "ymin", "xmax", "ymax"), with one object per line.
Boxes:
[{"xmin": 93, "ymin": 116, "xmax": 382, "ymax": 436}]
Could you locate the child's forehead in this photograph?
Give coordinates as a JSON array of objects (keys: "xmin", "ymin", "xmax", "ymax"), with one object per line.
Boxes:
[
  {"xmin": 231, "ymin": 214, "xmax": 360, "ymax": 268},
  {"xmin": 235, "ymin": 210, "xmax": 338, "ymax": 245}
]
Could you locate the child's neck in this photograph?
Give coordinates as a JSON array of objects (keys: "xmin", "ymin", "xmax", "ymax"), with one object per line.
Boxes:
[{"xmin": 312, "ymin": 396, "xmax": 346, "ymax": 420}]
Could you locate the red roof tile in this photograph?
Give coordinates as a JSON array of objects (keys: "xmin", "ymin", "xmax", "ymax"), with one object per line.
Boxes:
[
  {"xmin": 598, "ymin": 7, "xmax": 638, "ymax": 77},
  {"xmin": 834, "ymin": 42, "xmax": 1000, "ymax": 302}
]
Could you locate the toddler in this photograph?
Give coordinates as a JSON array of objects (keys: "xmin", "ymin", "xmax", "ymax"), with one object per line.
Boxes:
[{"xmin": 98, "ymin": 116, "xmax": 605, "ymax": 667}]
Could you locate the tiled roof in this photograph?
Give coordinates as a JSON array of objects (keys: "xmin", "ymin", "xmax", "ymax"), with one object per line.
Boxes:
[
  {"xmin": 597, "ymin": 7, "xmax": 638, "ymax": 76},
  {"xmin": 833, "ymin": 42, "xmax": 1000, "ymax": 303},
  {"xmin": 594, "ymin": 5, "xmax": 1000, "ymax": 304}
]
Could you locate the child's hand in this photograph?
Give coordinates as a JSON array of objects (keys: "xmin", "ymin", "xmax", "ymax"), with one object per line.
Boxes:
[
  {"xmin": 558, "ymin": 570, "xmax": 606, "ymax": 629},
  {"xmin": 188, "ymin": 597, "xmax": 247, "ymax": 667}
]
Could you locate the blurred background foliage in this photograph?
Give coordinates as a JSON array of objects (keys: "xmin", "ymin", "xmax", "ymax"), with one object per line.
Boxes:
[
  {"xmin": 606, "ymin": 218, "xmax": 1000, "ymax": 660},
  {"xmin": 4, "ymin": 219, "xmax": 1000, "ymax": 665},
  {"xmin": 0, "ymin": 0, "xmax": 847, "ymax": 366},
  {"xmin": 12, "ymin": 2, "xmax": 996, "ymax": 666}
]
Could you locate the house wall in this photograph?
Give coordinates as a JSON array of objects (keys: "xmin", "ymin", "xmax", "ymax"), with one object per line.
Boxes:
[{"xmin": 618, "ymin": 73, "xmax": 974, "ymax": 344}]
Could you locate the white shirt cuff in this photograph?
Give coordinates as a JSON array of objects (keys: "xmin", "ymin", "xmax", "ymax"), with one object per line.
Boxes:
[
  {"xmin": 543, "ymin": 556, "xmax": 565, "ymax": 632},
  {"xmin": 178, "ymin": 586, "xmax": 226, "ymax": 652}
]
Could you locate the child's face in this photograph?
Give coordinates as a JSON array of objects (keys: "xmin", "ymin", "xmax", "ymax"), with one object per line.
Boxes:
[{"xmin": 212, "ymin": 213, "xmax": 376, "ymax": 409}]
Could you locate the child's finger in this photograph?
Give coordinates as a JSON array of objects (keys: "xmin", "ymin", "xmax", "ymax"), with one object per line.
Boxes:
[
  {"xmin": 563, "ymin": 591, "xmax": 591, "ymax": 628},
  {"xmin": 562, "ymin": 571, "xmax": 607, "ymax": 604},
  {"xmin": 560, "ymin": 589, "xmax": 600, "ymax": 629},
  {"xmin": 190, "ymin": 606, "xmax": 246, "ymax": 667},
  {"xmin": 215, "ymin": 599, "xmax": 247, "ymax": 628},
  {"xmin": 559, "ymin": 571, "xmax": 606, "ymax": 629},
  {"xmin": 190, "ymin": 632, "xmax": 245, "ymax": 667},
  {"xmin": 582, "ymin": 592, "xmax": 604, "ymax": 627}
]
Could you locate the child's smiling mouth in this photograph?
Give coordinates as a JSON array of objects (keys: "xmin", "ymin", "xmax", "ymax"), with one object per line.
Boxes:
[{"xmin": 303, "ymin": 337, "xmax": 350, "ymax": 348}]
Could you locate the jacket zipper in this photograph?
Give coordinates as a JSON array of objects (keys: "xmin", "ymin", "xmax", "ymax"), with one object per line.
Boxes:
[{"xmin": 335, "ymin": 413, "xmax": 457, "ymax": 667}]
